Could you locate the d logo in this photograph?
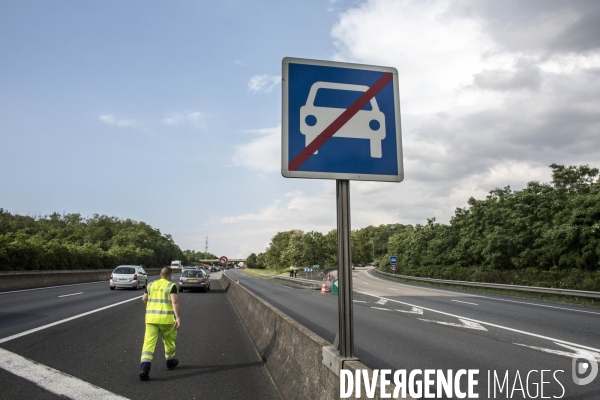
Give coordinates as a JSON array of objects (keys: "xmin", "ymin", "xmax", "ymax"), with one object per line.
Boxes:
[{"xmin": 572, "ymin": 350, "xmax": 598, "ymax": 386}]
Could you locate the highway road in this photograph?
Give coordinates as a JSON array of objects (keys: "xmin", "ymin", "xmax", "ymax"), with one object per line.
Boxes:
[
  {"xmin": 0, "ymin": 272, "xmax": 280, "ymax": 399},
  {"xmin": 227, "ymin": 267, "xmax": 600, "ymax": 399}
]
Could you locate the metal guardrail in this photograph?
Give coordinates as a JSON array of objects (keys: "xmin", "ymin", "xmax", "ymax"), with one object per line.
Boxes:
[
  {"xmin": 273, "ymin": 276, "xmax": 323, "ymax": 290},
  {"xmin": 374, "ymin": 270, "xmax": 600, "ymax": 299}
]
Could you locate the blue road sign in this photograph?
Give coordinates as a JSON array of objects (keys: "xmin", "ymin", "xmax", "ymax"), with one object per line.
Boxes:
[
  {"xmin": 390, "ymin": 256, "xmax": 398, "ymax": 264},
  {"xmin": 282, "ymin": 57, "xmax": 403, "ymax": 182}
]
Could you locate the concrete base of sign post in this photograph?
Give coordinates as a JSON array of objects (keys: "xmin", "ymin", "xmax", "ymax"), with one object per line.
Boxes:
[{"xmin": 322, "ymin": 345, "xmax": 359, "ymax": 377}]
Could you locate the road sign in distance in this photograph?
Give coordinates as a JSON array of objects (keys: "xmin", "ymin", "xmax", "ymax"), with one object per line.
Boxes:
[
  {"xmin": 390, "ymin": 256, "xmax": 398, "ymax": 264},
  {"xmin": 390, "ymin": 264, "xmax": 398, "ymax": 272},
  {"xmin": 282, "ymin": 57, "xmax": 403, "ymax": 182},
  {"xmin": 219, "ymin": 256, "xmax": 228, "ymax": 266}
]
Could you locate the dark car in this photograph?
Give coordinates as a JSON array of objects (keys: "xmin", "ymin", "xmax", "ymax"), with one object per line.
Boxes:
[
  {"xmin": 210, "ymin": 266, "xmax": 218, "ymax": 272},
  {"xmin": 178, "ymin": 269, "xmax": 210, "ymax": 292}
]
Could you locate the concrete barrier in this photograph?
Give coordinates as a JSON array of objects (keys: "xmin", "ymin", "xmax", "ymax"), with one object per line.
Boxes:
[
  {"xmin": 221, "ymin": 273, "xmax": 408, "ymax": 400},
  {"xmin": 0, "ymin": 268, "xmax": 163, "ymax": 292}
]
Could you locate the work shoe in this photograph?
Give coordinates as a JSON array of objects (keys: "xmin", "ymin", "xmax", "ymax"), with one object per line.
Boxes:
[
  {"xmin": 139, "ymin": 370, "xmax": 149, "ymax": 381},
  {"xmin": 166, "ymin": 359, "xmax": 179, "ymax": 370}
]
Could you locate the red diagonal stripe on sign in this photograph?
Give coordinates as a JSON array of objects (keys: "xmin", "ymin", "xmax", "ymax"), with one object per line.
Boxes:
[{"xmin": 288, "ymin": 72, "xmax": 393, "ymax": 172}]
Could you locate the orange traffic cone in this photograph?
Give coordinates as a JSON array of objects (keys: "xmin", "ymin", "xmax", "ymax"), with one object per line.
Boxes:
[
  {"xmin": 327, "ymin": 272, "xmax": 331, "ymax": 281},
  {"xmin": 321, "ymin": 282, "xmax": 327, "ymax": 294}
]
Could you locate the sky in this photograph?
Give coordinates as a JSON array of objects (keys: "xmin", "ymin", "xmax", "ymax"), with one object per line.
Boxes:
[{"xmin": 1, "ymin": 0, "xmax": 599, "ymax": 258}]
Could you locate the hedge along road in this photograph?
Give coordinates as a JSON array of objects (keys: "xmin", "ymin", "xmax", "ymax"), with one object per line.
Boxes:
[
  {"xmin": 0, "ymin": 272, "xmax": 280, "ymax": 399},
  {"xmin": 226, "ymin": 268, "xmax": 600, "ymax": 399}
]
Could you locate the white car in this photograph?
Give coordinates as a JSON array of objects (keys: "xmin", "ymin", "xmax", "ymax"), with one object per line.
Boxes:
[
  {"xmin": 110, "ymin": 265, "xmax": 148, "ymax": 290},
  {"xmin": 300, "ymin": 82, "xmax": 386, "ymax": 158}
]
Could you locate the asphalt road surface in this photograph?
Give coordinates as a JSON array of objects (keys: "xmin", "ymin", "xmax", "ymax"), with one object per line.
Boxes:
[
  {"xmin": 227, "ymin": 268, "xmax": 600, "ymax": 399},
  {"xmin": 0, "ymin": 272, "xmax": 280, "ymax": 400}
]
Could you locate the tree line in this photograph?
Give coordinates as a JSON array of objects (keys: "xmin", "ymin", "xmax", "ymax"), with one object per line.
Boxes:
[
  {"xmin": 247, "ymin": 164, "xmax": 600, "ymax": 291},
  {"xmin": 0, "ymin": 211, "xmax": 198, "ymax": 271}
]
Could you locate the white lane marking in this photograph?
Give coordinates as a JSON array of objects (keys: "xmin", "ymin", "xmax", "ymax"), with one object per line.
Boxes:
[
  {"xmin": 58, "ymin": 292, "xmax": 84, "ymax": 298},
  {"xmin": 354, "ymin": 289, "xmax": 600, "ymax": 354},
  {"xmin": 0, "ymin": 281, "xmax": 105, "ymax": 295},
  {"xmin": 515, "ymin": 342, "xmax": 600, "ymax": 362},
  {"xmin": 418, "ymin": 318, "xmax": 488, "ymax": 331},
  {"xmin": 0, "ymin": 296, "xmax": 142, "ymax": 344},
  {"xmin": 371, "ymin": 307, "xmax": 391, "ymax": 311},
  {"xmin": 0, "ymin": 347, "xmax": 128, "ymax": 399},
  {"xmin": 366, "ymin": 271, "xmax": 600, "ymax": 315},
  {"xmin": 375, "ymin": 298, "xmax": 388, "ymax": 305},
  {"xmin": 363, "ymin": 282, "xmax": 369, "ymax": 285},
  {"xmin": 353, "ymin": 300, "xmax": 367, "ymax": 303},
  {"xmin": 388, "ymin": 288, "xmax": 398, "ymax": 291},
  {"xmin": 452, "ymin": 299, "xmax": 479, "ymax": 306},
  {"xmin": 397, "ymin": 307, "xmax": 423, "ymax": 315}
]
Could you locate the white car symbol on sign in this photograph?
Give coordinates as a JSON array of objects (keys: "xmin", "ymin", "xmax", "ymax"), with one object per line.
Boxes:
[{"xmin": 299, "ymin": 82, "xmax": 386, "ymax": 158}]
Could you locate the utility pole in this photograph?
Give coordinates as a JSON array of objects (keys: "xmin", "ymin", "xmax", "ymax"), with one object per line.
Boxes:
[{"xmin": 205, "ymin": 236, "xmax": 208, "ymax": 258}]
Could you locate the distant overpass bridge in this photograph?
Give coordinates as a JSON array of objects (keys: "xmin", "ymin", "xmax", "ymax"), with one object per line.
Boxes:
[{"xmin": 196, "ymin": 259, "xmax": 247, "ymax": 264}]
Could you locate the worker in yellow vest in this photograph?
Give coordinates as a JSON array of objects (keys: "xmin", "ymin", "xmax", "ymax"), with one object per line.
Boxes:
[{"xmin": 139, "ymin": 267, "xmax": 181, "ymax": 381}]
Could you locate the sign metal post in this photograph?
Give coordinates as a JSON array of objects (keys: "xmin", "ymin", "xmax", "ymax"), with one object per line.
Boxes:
[{"xmin": 337, "ymin": 179, "xmax": 353, "ymax": 358}]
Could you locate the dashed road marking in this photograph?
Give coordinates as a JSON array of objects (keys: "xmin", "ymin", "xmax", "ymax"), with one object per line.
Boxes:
[
  {"xmin": 452, "ymin": 299, "xmax": 478, "ymax": 306},
  {"xmin": 354, "ymin": 289, "xmax": 600, "ymax": 354},
  {"xmin": 58, "ymin": 292, "xmax": 84, "ymax": 298},
  {"xmin": 366, "ymin": 270, "xmax": 600, "ymax": 315},
  {"xmin": 0, "ymin": 281, "xmax": 104, "ymax": 295},
  {"xmin": 0, "ymin": 296, "xmax": 142, "ymax": 344}
]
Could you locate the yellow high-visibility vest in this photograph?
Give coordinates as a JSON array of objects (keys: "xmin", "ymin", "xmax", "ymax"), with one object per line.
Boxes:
[{"xmin": 145, "ymin": 278, "xmax": 176, "ymax": 324}]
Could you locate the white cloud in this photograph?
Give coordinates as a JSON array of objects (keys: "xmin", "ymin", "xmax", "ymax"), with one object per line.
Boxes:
[
  {"xmin": 235, "ymin": 59, "xmax": 245, "ymax": 66},
  {"xmin": 218, "ymin": 186, "xmax": 337, "ymax": 255},
  {"xmin": 325, "ymin": 0, "xmax": 600, "ymax": 222},
  {"xmin": 232, "ymin": 126, "xmax": 280, "ymax": 172},
  {"xmin": 247, "ymin": 74, "xmax": 281, "ymax": 93},
  {"xmin": 98, "ymin": 114, "xmax": 137, "ymax": 128},
  {"xmin": 161, "ymin": 111, "xmax": 205, "ymax": 129},
  {"xmin": 200, "ymin": 1, "xmax": 600, "ymax": 257}
]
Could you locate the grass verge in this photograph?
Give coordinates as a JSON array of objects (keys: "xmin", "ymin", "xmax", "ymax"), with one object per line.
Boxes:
[{"xmin": 243, "ymin": 267, "xmax": 287, "ymax": 279}]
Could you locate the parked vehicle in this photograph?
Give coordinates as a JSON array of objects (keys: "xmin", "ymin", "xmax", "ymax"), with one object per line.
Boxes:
[
  {"xmin": 110, "ymin": 265, "xmax": 147, "ymax": 290},
  {"xmin": 178, "ymin": 269, "xmax": 210, "ymax": 292}
]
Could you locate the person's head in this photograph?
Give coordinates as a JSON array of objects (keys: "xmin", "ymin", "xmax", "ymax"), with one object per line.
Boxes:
[{"xmin": 160, "ymin": 267, "xmax": 173, "ymax": 279}]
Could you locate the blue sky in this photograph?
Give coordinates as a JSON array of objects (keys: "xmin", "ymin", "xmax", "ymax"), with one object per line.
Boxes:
[{"xmin": 2, "ymin": 1, "xmax": 600, "ymax": 258}]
